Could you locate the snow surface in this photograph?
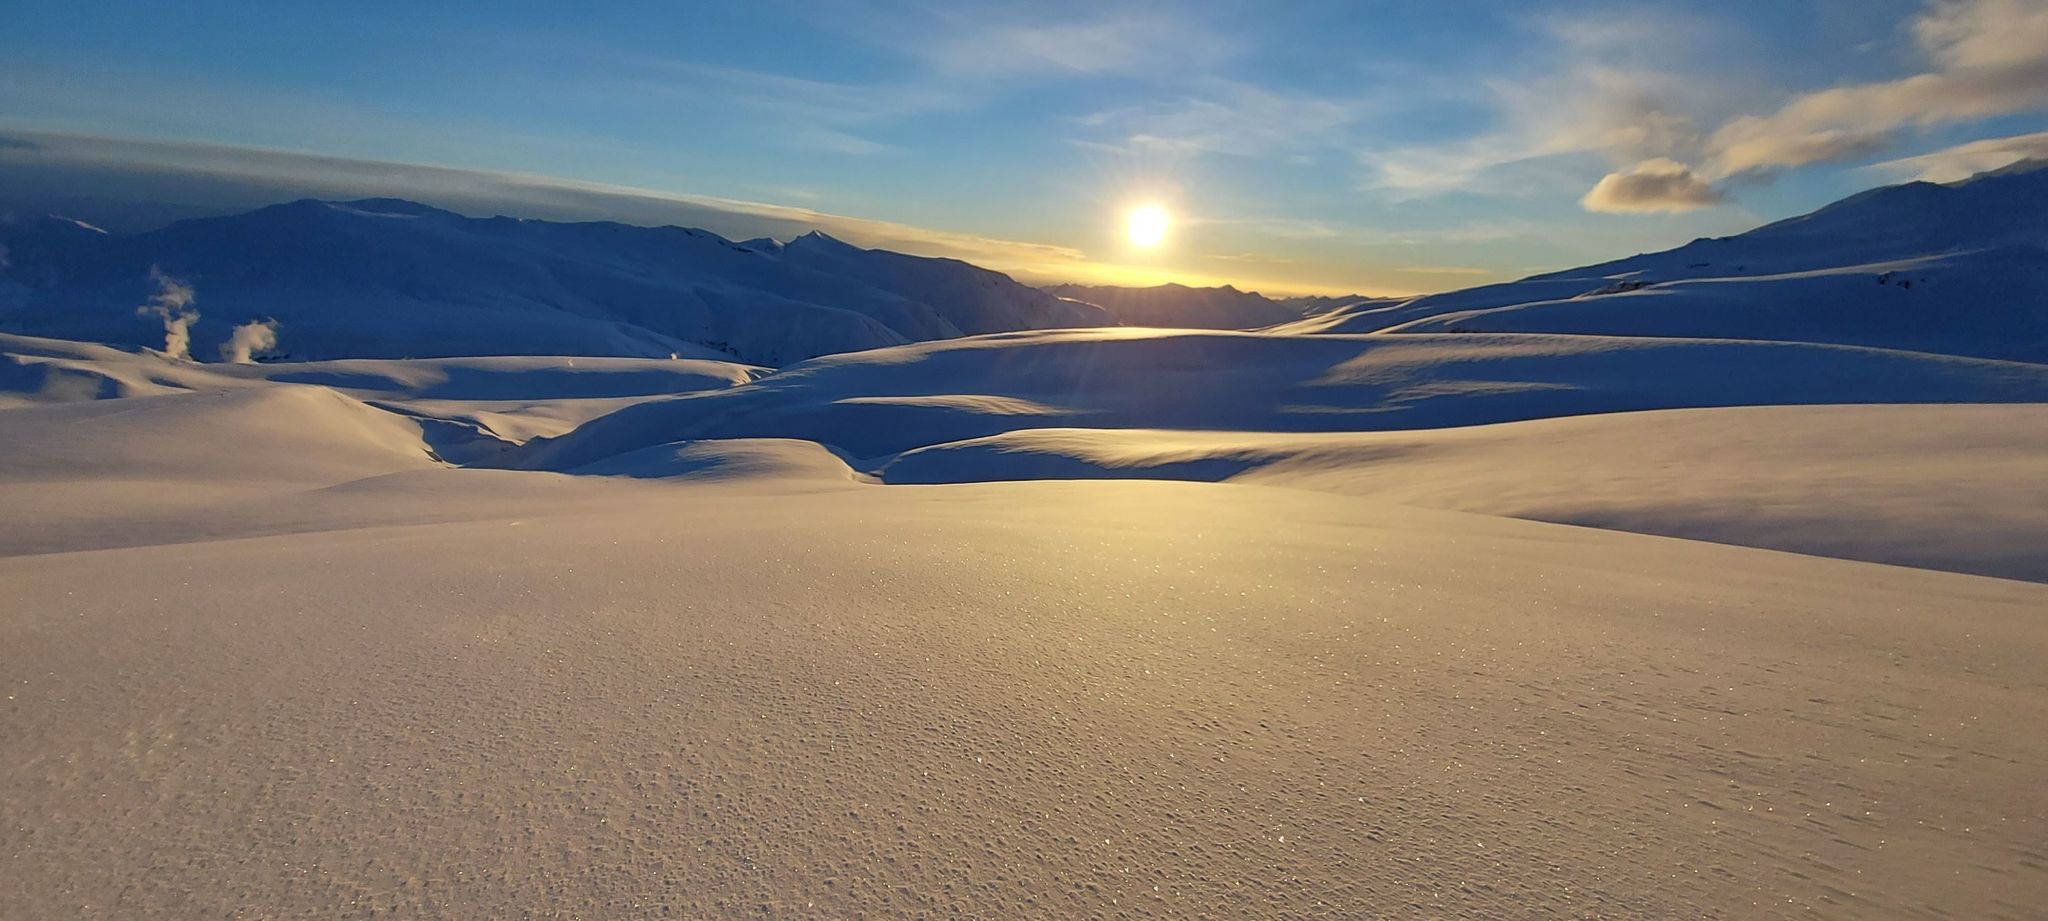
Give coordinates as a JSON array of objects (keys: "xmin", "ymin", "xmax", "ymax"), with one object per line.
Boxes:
[
  {"xmin": 3, "ymin": 383, "xmax": 2044, "ymax": 918},
  {"xmin": 880, "ymin": 404, "xmax": 2048, "ymax": 581}
]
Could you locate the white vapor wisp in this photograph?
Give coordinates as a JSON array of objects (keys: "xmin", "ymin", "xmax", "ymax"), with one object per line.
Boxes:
[
  {"xmin": 136, "ymin": 268, "xmax": 199, "ymax": 361},
  {"xmin": 1867, "ymin": 130, "xmax": 2048, "ymax": 181},
  {"xmin": 219, "ymin": 319, "xmax": 280, "ymax": 364}
]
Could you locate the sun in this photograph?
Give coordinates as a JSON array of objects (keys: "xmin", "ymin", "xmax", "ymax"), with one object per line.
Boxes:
[{"xmin": 1125, "ymin": 204, "xmax": 1171, "ymax": 248}]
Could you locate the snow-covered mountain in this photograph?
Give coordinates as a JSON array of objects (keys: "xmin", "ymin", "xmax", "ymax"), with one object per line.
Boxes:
[
  {"xmin": 1284, "ymin": 160, "xmax": 2048, "ymax": 363},
  {"xmin": 0, "ymin": 199, "xmax": 1110, "ymax": 365},
  {"xmin": 9, "ymin": 162, "xmax": 2043, "ymax": 368},
  {"xmin": 1041, "ymin": 282, "xmax": 1371, "ymax": 329}
]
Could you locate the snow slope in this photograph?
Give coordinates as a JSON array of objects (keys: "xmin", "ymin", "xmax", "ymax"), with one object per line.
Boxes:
[
  {"xmin": 0, "ymin": 332, "xmax": 765, "ymax": 408},
  {"xmin": 0, "ymin": 385, "xmax": 442, "ymax": 556},
  {"xmin": 0, "ymin": 332, "xmax": 767, "ymax": 460},
  {"xmin": 0, "ymin": 199, "xmax": 1109, "ymax": 365},
  {"xmin": 1383, "ymin": 247, "xmax": 2048, "ymax": 362},
  {"xmin": 517, "ymin": 327, "xmax": 2048, "ymax": 466},
  {"xmin": 1285, "ymin": 161, "xmax": 2048, "ymax": 361},
  {"xmin": 13, "ymin": 327, "xmax": 2043, "ymax": 580},
  {"xmin": 880, "ymin": 404, "xmax": 2048, "ymax": 581},
  {"xmin": 3, "ymin": 389, "xmax": 2045, "ymax": 919}
]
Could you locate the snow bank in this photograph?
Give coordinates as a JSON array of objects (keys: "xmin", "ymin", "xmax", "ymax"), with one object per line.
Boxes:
[
  {"xmin": 572, "ymin": 437, "xmax": 872, "ymax": 484},
  {"xmin": 881, "ymin": 404, "xmax": 2048, "ymax": 582}
]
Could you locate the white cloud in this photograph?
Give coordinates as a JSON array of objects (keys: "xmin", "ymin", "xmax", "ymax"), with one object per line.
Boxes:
[
  {"xmin": 1360, "ymin": 1, "xmax": 2048, "ymax": 214},
  {"xmin": 1863, "ymin": 129, "xmax": 2048, "ymax": 180},
  {"xmin": 1357, "ymin": 11, "xmax": 1741, "ymax": 200},
  {"xmin": 1916, "ymin": 0, "xmax": 2048, "ymax": 71},
  {"xmin": 1580, "ymin": 158, "xmax": 1725, "ymax": 213},
  {"xmin": 1703, "ymin": 0, "xmax": 2048, "ymax": 176}
]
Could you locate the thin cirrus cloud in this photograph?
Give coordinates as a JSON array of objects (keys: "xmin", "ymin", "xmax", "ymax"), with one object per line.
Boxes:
[
  {"xmin": 538, "ymin": 9, "xmax": 1246, "ymax": 157},
  {"xmin": 913, "ymin": 12, "xmax": 1241, "ymax": 78},
  {"xmin": 1864, "ymin": 128, "xmax": 2048, "ymax": 180},
  {"xmin": 511, "ymin": 43, "xmax": 970, "ymax": 157},
  {"xmin": 1081, "ymin": 79, "xmax": 1371, "ymax": 159}
]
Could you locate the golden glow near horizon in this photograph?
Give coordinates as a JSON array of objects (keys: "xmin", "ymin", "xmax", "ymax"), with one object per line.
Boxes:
[{"xmin": 1125, "ymin": 204, "xmax": 1171, "ymax": 248}]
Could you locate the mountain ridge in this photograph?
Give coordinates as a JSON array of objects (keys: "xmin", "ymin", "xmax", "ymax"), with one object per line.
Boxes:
[
  {"xmin": 1280, "ymin": 162, "xmax": 2048, "ymax": 362},
  {"xmin": 0, "ymin": 199, "xmax": 1109, "ymax": 365}
]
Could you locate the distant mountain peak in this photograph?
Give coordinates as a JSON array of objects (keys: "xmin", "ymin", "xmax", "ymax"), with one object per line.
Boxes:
[
  {"xmin": 249, "ymin": 198, "xmax": 462, "ymax": 223},
  {"xmin": 326, "ymin": 198, "xmax": 462, "ymax": 219},
  {"xmin": 789, "ymin": 229, "xmax": 855, "ymax": 250}
]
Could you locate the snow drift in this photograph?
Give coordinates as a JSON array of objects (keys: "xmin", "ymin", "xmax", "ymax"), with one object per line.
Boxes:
[{"xmin": 515, "ymin": 327, "xmax": 2048, "ymax": 468}]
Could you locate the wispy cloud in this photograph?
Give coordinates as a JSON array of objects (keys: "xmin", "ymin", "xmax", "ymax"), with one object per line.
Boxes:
[
  {"xmin": 520, "ymin": 47, "xmax": 969, "ymax": 156},
  {"xmin": 0, "ymin": 129, "xmax": 1090, "ymax": 272},
  {"xmin": 502, "ymin": 8, "xmax": 1246, "ymax": 158},
  {"xmin": 1081, "ymin": 79, "xmax": 1371, "ymax": 158},
  {"xmin": 1864, "ymin": 128, "xmax": 2048, "ymax": 179},
  {"xmin": 1570, "ymin": 0, "xmax": 2048, "ymax": 210},
  {"xmin": 1356, "ymin": 10, "xmax": 1743, "ymax": 202},
  {"xmin": 912, "ymin": 11, "xmax": 1241, "ymax": 78},
  {"xmin": 1359, "ymin": 1, "xmax": 2048, "ymax": 214},
  {"xmin": 1704, "ymin": 0, "xmax": 2048, "ymax": 177},
  {"xmin": 1194, "ymin": 216, "xmax": 1348, "ymax": 240},
  {"xmin": 1203, "ymin": 251, "xmax": 1306, "ymax": 266}
]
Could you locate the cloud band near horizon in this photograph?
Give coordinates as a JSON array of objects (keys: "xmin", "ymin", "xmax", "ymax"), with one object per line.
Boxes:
[{"xmin": 0, "ymin": 129, "xmax": 1385, "ymax": 297}]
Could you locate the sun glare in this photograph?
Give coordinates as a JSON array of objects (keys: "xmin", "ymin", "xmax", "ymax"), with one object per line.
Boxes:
[{"xmin": 1125, "ymin": 204, "xmax": 1171, "ymax": 248}]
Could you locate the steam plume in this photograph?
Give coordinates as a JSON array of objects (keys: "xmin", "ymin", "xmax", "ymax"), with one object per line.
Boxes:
[
  {"xmin": 136, "ymin": 267, "xmax": 199, "ymax": 360},
  {"xmin": 219, "ymin": 319, "xmax": 280, "ymax": 364}
]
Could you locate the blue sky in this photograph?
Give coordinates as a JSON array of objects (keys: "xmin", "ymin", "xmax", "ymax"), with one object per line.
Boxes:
[{"xmin": 4, "ymin": 0, "xmax": 2048, "ymax": 294}]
